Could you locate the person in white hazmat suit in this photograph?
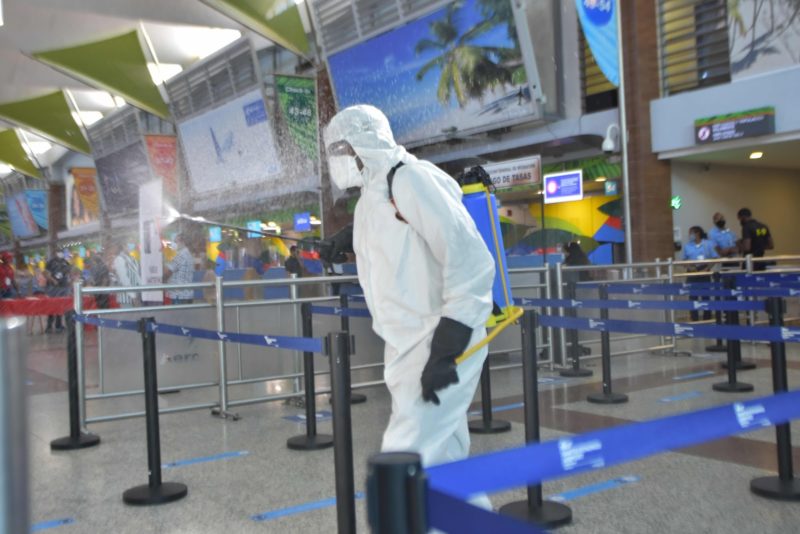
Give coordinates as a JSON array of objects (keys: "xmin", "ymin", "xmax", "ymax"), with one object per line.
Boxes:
[{"xmin": 322, "ymin": 105, "xmax": 495, "ymax": 472}]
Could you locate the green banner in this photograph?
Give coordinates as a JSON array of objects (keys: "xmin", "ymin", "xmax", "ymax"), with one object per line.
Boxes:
[
  {"xmin": 34, "ymin": 31, "xmax": 170, "ymax": 119},
  {"xmin": 0, "ymin": 130, "xmax": 42, "ymax": 179},
  {"xmin": 0, "ymin": 92, "xmax": 90, "ymax": 155},
  {"xmin": 202, "ymin": 0, "xmax": 309, "ymax": 56},
  {"xmin": 275, "ymin": 75, "xmax": 318, "ymax": 161}
]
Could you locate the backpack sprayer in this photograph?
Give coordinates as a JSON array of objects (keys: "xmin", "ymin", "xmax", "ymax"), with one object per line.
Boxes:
[{"xmin": 453, "ymin": 165, "xmax": 522, "ymax": 364}]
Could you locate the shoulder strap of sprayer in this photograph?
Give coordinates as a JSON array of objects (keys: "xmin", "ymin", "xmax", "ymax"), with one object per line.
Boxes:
[{"xmin": 387, "ymin": 161, "xmax": 407, "ymax": 223}]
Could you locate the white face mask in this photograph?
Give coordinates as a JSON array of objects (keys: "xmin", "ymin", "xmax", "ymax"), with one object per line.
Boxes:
[
  {"xmin": 328, "ymin": 155, "xmax": 363, "ymax": 190},
  {"xmin": 56, "ymin": 252, "xmax": 64, "ymax": 259}
]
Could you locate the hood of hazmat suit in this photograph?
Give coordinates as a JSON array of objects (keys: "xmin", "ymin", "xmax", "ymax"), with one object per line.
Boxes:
[{"xmin": 324, "ymin": 105, "xmax": 495, "ymax": 468}]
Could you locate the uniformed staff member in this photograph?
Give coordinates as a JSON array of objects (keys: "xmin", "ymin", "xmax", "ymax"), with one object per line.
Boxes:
[
  {"xmin": 737, "ymin": 208, "xmax": 774, "ymax": 271},
  {"xmin": 709, "ymin": 212, "xmax": 737, "ymax": 258},
  {"xmin": 682, "ymin": 226, "xmax": 718, "ymax": 321}
]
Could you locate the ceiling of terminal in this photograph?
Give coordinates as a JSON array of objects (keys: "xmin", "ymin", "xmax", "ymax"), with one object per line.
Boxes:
[
  {"xmin": 0, "ymin": 0, "xmax": 286, "ymax": 170},
  {"xmin": 676, "ymin": 139, "xmax": 800, "ymax": 172}
]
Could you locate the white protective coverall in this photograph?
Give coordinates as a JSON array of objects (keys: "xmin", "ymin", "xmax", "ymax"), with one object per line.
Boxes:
[{"xmin": 324, "ymin": 105, "xmax": 495, "ymax": 468}]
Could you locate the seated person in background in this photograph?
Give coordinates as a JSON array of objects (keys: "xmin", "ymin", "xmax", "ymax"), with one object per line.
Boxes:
[
  {"xmin": 284, "ymin": 246, "xmax": 303, "ymax": 277},
  {"xmin": 682, "ymin": 226, "xmax": 718, "ymax": 321}
]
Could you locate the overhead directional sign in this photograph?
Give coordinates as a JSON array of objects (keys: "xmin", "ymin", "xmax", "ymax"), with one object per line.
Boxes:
[
  {"xmin": 544, "ymin": 170, "xmax": 583, "ymax": 204},
  {"xmin": 479, "ymin": 155, "xmax": 541, "ymax": 190},
  {"xmin": 694, "ymin": 107, "xmax": 775, "ymax": 144}
]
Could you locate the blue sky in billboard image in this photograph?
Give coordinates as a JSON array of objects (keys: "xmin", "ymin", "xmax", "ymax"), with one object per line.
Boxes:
[{"xmin": 328, "ymin": 0, "xmax": 532, "ymax": 145}]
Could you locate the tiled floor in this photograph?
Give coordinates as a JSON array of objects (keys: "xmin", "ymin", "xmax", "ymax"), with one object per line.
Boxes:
[{"xmin": 23, "ymin": 329, "xmax": 800, "ymax": 533}]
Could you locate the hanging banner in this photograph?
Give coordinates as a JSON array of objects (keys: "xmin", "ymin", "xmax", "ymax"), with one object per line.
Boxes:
[
  {"xmin": 69, "ymin": 167, "xmax": 100, "ymax": 228},
  {"xmin": 178, "ymin": 89, "xmax": 282, "ymax": 195},
  {"xmin": 138, "ymin": 180, "xmax": 164, "ymax": 303},
  {"xmin": 275, "ymin": 75, "xmax": 318, "ymax": 161},
  {"xmin": 24, "ymin": 190, "xmax": 48, "ymax": 231},
  {"xmin": 575, "ymin": 0, "xmax": 619, "ymax": 87},
  {"xmin": 6, "ymin": 191, "xmax": 39, "ymax": 239},
  {"xmin": 145, "ymin": 135, "xmax": 179, "ymax": 203},
  {"xmin": 96, "ymin": 141, "xmax": 152, "ymax": 213}
]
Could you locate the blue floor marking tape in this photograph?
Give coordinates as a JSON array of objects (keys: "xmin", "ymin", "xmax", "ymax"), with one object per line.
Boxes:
[
  {"xmin": 283, "ymin": 410, "xmax": 332, "ymax": 423},
  {"xmin": 659, "ymin": 391, "xmax": 704, "ymax": 403},
  {"xmin": 251, "ymin": 492, "xmax": 365, "ymax": 522},
  {"xmin": 31, "ymin": 518, "xmax": 75, "ymax": 531},
  {"xmin": 672, "ymin": 370, "xmax": 715, "ymax": 381},
  {"xmin": 548, "ymin": 475, "xmax": 639, "ymax": 502},
  {"xmin": 162, "ymin": 450, "xmax": 249, "ymax": 469}
]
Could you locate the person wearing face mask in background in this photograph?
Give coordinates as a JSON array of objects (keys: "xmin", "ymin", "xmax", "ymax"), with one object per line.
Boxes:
[
  {"xmin": 44, "ymin": 249, "xmax": 72, "ymax": 333},
  {"xmin": 708, "ymin": 213, "xmax": 737, "ymax": 259},
  {"xmin": 682, "ymin": 226, "xmax": 719, "ymax": 321},
  {"xmin": 320, "ymin": 105, "xmax": 495, "ymax": 505}
]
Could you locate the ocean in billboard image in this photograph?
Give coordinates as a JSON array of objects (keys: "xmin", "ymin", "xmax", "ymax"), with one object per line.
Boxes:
[
  {"xmin": 179, "ymin": 90, "xmax": 282, "ymax": 195},
  {"xmin": 328, "ymin": 0, "xmax": 535, "ymax": 146}
]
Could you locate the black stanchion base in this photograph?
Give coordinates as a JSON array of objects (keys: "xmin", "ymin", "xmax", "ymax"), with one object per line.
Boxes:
[
  {"xmin": 559, "ymin": 368, "xmax": 593, "ymax": 378},
  {"xmin": 706, "ymin": 344, "xmax": 728, "ymax": 353},
  {"xmin": 468, "ymin": 418, "xmax": 512, "ymax": 434},
  {"xmin": 712, "ymin": 381, "xmax": 754, "ymax": 393},
  {"xmin": 50, "ymin": 433, "xmax": 101, "ymax": 451},
  {"xmin": 750, "ymin": 476, "xmax": 800, "ymax": 501},
  {"xmin": 286, "ymin": 433, "xmax": 334, "ymax": 451},
  {"xmin": 721, "ymin": 360, "xmax": 757, "ymax": 371},
  {"xmin": 586, "ymin": 391, "xmax": 629, "ymax": 404},
  {"xmin": 210, "ymin": 408, "xmax": 241, "ymax": 421},
  {"xmin": 123, "ymin": 482, "xmax": 188, "ymax": 506},
  {"xmin": 499, "ymin": 499, "xmax": 572, "ymax": 529}
]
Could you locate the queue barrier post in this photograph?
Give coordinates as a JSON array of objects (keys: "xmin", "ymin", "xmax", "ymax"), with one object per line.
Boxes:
[
  {"xmin": 587, "ymin": 285, "xmax": 628, "ymax": 404},
  {"xmin": 468, "ymin": 356, "xmax": 512, "ymax": 434},
  {"xmin": 366, "ymin": 452, "xmax": 427, "ymax": 534},
  {"xmin": 340, "ymin": 294, "xmax": 367, "ymax": 405},
  {"xmin": 50, "ymin": 311, "xmax": 101, "ymax": 451},
  {"xmin": 123, "ymin": 318, "xmax": 188, "ymax": 505},
  {"xmin": 287, "ymin": 303, "xmax": 334, "ymax": 451},
  {"xmin": 720, "ymin": 277, "xmax": 756, "ymax": 371},
  {"xmin": 329, "ymin": 331, "xmax": 357, "ymax": 533},
  {"xmin": 706, "ymin": 272, "xmax": 727, "ymax": 353},
  {"xmin": 750, "ymin": 298, "xmax": 800, "ymax": 500},
  {"xmin": 712, "ymin": 283, "xmax": 753, "ymax": 393},
  {"xmin": 499, "ymin": 310, "xmax": 572, "ymax": 528},
  {"xmin": 1, "ymin": 317, "xmax": 31, "ymax": 533},
  {"xmin": 559, "ymin": 281, "xmax": 592, "ymax": 378}
]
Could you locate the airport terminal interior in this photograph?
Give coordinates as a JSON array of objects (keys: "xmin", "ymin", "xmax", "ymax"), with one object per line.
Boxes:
[{"xmin": 1, "ymin": 0, "xmax": 800, "ymax": 533}]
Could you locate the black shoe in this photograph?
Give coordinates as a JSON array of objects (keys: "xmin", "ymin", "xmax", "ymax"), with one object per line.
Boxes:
[
  {"xmin": 44, "ymin": 327, "xmax": 52, "ymax": 333},
  {"xmin": 55, "ymin": 327, "xmax": 64, "ymax": 333}
]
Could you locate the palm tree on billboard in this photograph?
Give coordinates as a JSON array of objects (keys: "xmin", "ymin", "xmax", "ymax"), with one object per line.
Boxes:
[{"xmin": 414, "ymin": 0, "xmax": 520, "ymax": 107}]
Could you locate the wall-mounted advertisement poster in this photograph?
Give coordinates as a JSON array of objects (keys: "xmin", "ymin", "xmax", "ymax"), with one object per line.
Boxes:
[
  {"xmin": 24, "ymin": 189, "xmax": 48, "ymax": 231},
  {"xmin": 145, "ymin": 135, "xmax": 179, "ymax": 203},
  {"xmin": 178, "ymin": 90, "xmax": 282, "ymax": 196},
  {"xmin": 6, "ymin": 191, "xmax": 39, "ymax": 239},
  {"xmin": 275, "ymin": 75, "xmax": 318, "ymax": 162},
  {"xmin": 327, "ymin": 0, "xmax": 538, "ymax": 146},
  {"xmin": 68, "ymin": 167, "xmax": 100, "ymax": 228},
  {"xmin": 95, "ymin": 141, "xmax": 152, "ymax": 213}
]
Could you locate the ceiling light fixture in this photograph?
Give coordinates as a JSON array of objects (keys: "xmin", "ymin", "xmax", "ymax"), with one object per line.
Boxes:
[
  {"xmin": 71, "ymin": 111, "xmax": 104, "ymax": 127},
  {"xmin": 594, "ymin": 177, "xmax": 607, "ymax": 182},
  {"xmin": 0, "ymin": 164, "xmax": 12, "ymax": 177},
  {"xmin": 147, "ymin": 63, "xmax": 183, "ymax": 85},
  {"xmin": 172, "ymin": 28, "xmax": 242, "ymax": 60},
  {"xmin": 749, "ymin": 151, "xmax": 763, "ymax": 160}
]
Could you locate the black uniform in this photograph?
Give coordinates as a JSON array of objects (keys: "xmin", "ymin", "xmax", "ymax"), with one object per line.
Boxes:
[{"xmin": 741, "ymin": 219, "xmax": 773, "ymax": 271}]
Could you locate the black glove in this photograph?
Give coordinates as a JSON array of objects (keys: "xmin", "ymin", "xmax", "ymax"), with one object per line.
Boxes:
[
  {"xmin": 319, "ymin": 224, "xmax": 353, "ymax": 264},
  {"xmin": 421, "ymin": 317, "xmax": 472, "ymax": 405}
]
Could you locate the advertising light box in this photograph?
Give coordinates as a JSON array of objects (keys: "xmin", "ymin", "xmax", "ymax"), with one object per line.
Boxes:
[
  {"xmin": 543, "ymin": 170, "xmax": 583, "ymax": 204},
  {"xmin": 327, "ymin": 0, "xmax": 539, "ymax": 147}
]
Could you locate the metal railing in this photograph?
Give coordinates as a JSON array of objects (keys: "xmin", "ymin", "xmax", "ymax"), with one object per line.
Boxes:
[{"xmin": 71, "ymin": 255, "xmax": 800, "ymax": 427}]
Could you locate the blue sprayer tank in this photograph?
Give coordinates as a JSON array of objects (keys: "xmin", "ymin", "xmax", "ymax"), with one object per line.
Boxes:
[{"xmin": 459, "ymin": 166, "xmax": 514, "ymax": 326}]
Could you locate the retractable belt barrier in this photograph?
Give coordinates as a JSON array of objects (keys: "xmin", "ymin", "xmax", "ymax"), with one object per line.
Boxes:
[
  {"xmin": 536, "ymin": 313, "xmax": 800, "ymax": 343},
  {"xmin": 74, "ymin": 314, "xmax": 325, "ymax": 353},
  {"xmin": 603, "ymin": 285, "xmax": 800, "ymax": 298},
  {"xmin": 426, "ymin": 388, "xmax": 800, "ymax": 502},
  {"xmin": 310, "ymin": 305, "xmax": 372, "ymax": 318},
  {"xmin": 515, "ymin": 297, "xmax": 764, "ymax": 313}
]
